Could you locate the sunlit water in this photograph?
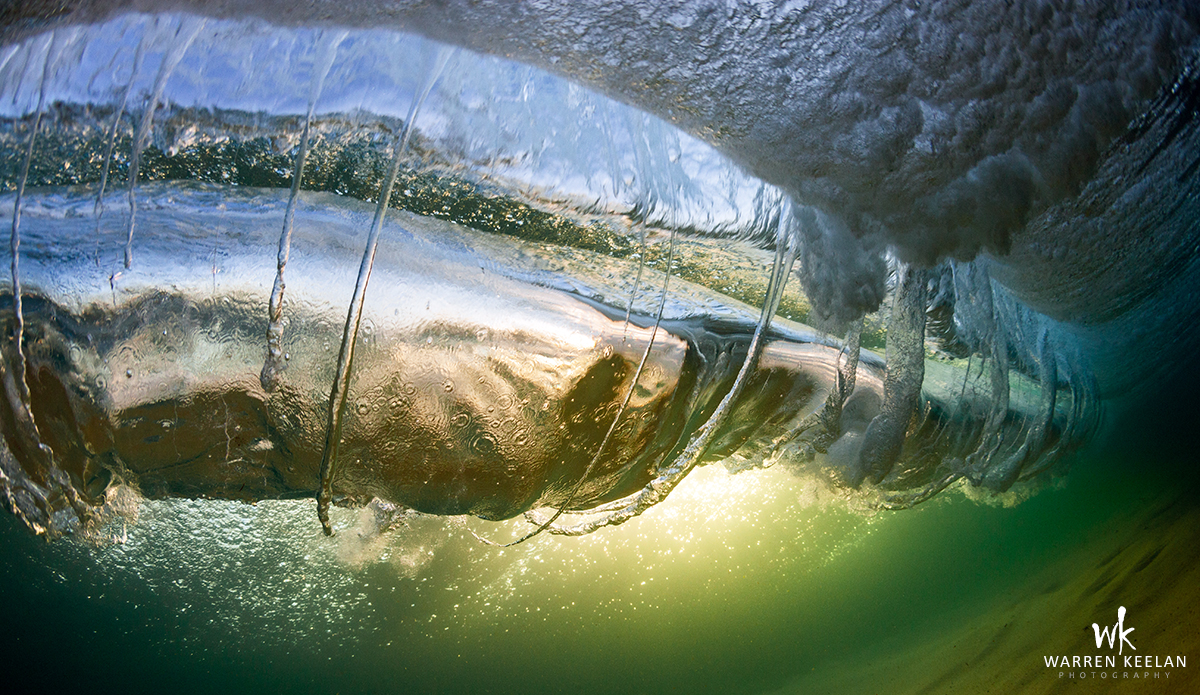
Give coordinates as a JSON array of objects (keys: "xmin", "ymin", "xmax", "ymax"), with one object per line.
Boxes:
[{"xmin": 1, "ymin": 442, "xmax": 1195, "ymax": 694}]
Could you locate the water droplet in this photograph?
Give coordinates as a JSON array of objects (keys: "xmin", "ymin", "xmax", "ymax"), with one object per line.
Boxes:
[
  {"xmin": 470, "ymin": 432, "xmax": 498, "ymax": 455},
  {"xmin": 125, "ymin": 369, "xmax": 133, "ymax": 378},
  {"xmin": 443, "ymin": 379, "xmax": 455, "ymax": 393}
]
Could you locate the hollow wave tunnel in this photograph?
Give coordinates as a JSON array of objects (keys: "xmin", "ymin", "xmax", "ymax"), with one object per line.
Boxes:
[{"xmin": 0, "ymin": 2, "xmax": 1198, "ymax": 693}]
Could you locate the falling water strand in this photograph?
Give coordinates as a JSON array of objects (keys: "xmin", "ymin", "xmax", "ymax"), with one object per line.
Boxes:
[
  {"xmin": 964, "ymin": 271, "xmax": 1010, "ymax": 483},
  {"xmin": 763, "ymin": 316, "xmax": 864, "ymax": 464},
  {"xmin": 92, "ymin": 29, "xmax": 147, "ymax": 230},
  {"xmin": 0, "ymin": 44, "xmax": 19, "ymax": 75},
  {"xmin": 855, "ymin": 263, "xmax": 930, "ymax": 487},
  {"xmin": 620, "ymin": 115, "xmax": 659, "ymax": 339},
  {"xmin": 621, "ymin": 223, "xmax": 649, "ymax": 341},
  {"xmin": 478, "ymin": 228, "xmax": 679, "ymax": 547},
  {"xmin": 9, "ymin": 33, "xmax": 52, "ymax": 411},
  {"xmin": 2, "ymin": 34, "xmax": 54, "ymax": 532},
  {"xmin": 123, "ymin": 17, "xmax": 204, "ymax": 269},
  {"xmin": 0, "ymin": 359, "xmax": 51, "ymax": 533},
  {"xmin": 4, "ymin": 30, "xmax": 93, "ymax": 530},
  {"xmin": 1022, "ymin": 359, "xmax": 1097, "ymax": 481},
  {"xmin": 535, "ymin": 211, "xmax": 799, "ymax": 536},
  {"xmin": 830, "ymin": 318, "xmax": 864, "ymax": 427},
  {"xmin": 983, "ymin": 329, "xmax": 1058, "ymax": 491},
  {"xmin": 317, "ymin": 47, "xmax": 453, "ymax": 535},
  {"xmin": 261, "ymin": 30, "xmax": 346, "ymax": 392}
]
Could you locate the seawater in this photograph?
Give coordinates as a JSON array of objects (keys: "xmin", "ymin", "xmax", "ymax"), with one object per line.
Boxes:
[
  {"xmin": 1, "ymin": 5, "xmax": 1198, "ymax": 693},
  {"xmin": 0, "ymin": 434, "xmax": 1195, "ymax": 694}
]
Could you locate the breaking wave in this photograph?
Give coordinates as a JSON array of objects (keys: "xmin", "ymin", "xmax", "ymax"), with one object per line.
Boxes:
[{"xmin": 0, "ymin": 2, "xmax": 1197, "ymax": 541}]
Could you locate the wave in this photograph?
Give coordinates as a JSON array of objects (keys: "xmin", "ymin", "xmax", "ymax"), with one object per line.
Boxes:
[{"xmin": 0, "ymin": 3, "xmax": 1196, "ymax": 538}]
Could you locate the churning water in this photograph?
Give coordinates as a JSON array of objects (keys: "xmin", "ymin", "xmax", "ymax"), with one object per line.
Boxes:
[{"xmin": 0, "ymin": 2, "xmax": 1198, "ymax": 693}]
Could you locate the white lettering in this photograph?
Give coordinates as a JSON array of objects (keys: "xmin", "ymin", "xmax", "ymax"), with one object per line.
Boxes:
[{"xmin": 1092, "ymin": 606, "xmax": 1136, "ymax": 655}]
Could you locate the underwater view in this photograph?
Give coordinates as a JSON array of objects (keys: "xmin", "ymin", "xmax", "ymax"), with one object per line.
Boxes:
[{"xmin": 0, "ymin": 1, "xmax": 1197, "ymax": 693}]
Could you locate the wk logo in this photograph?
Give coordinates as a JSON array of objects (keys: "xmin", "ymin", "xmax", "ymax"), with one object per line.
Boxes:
[{"xmin": 1092, "ymin": 606, "xmax": 1136, "ymax": 655}]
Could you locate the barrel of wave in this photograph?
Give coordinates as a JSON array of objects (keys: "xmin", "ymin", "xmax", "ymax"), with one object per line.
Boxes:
[{"xmin": 0, "ymin": 184, "xmax": 849, "ymax": 528}]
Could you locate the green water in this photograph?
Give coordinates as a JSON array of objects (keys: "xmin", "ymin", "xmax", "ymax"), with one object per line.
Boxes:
[{"xmin": 1, "ymin": 437, "xmax": 1193, "ymax": 694}]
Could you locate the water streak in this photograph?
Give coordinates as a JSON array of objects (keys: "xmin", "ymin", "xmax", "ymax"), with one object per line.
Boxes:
[
  {"xmin": 961, "ymin": 266, "xmax": 1010, "ymax": 484},
  {"xmin": 317, "ymin": 45, "xmax": 454, "ymax": 535},
  {"xmin": 8, "ymin": 32, "xmax": 52, "ymax": 411},
  {"xmin": 485, "ymin": 227, "xmax": 679, "ymax": 546},
  {"xmin": 982, "ymin": 329, "xmax": 1057, "ymax": 491},
  {"xmin": 855, "ymin": 263, "xmax": 930, "ymax": 487},
  {"xmin": 261, "ymin": 30, "xmax": 347, "ymax": 392},
  {"xmin": 3, "ymin": 29, "xmax": 94, "ymax": 532},
  {"xmin": 762, "ymin": 316, "xmax": 864, "ymax": 466},
  {"xmin": 92, "ymin": 24, "xmax": 148, "ymax": 230},
  {"xmin": 123, "ymin": 16, "xmax": 204, "ymax": 269},
  {"xmin": 532, "ymin": 204, "xmax": 800, "ymax": 535}
]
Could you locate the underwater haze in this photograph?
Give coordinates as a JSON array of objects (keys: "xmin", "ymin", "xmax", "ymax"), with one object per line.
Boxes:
[{"xmin": 1, "ymin": 2, "xmax": 1198, "ymax": 693}]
